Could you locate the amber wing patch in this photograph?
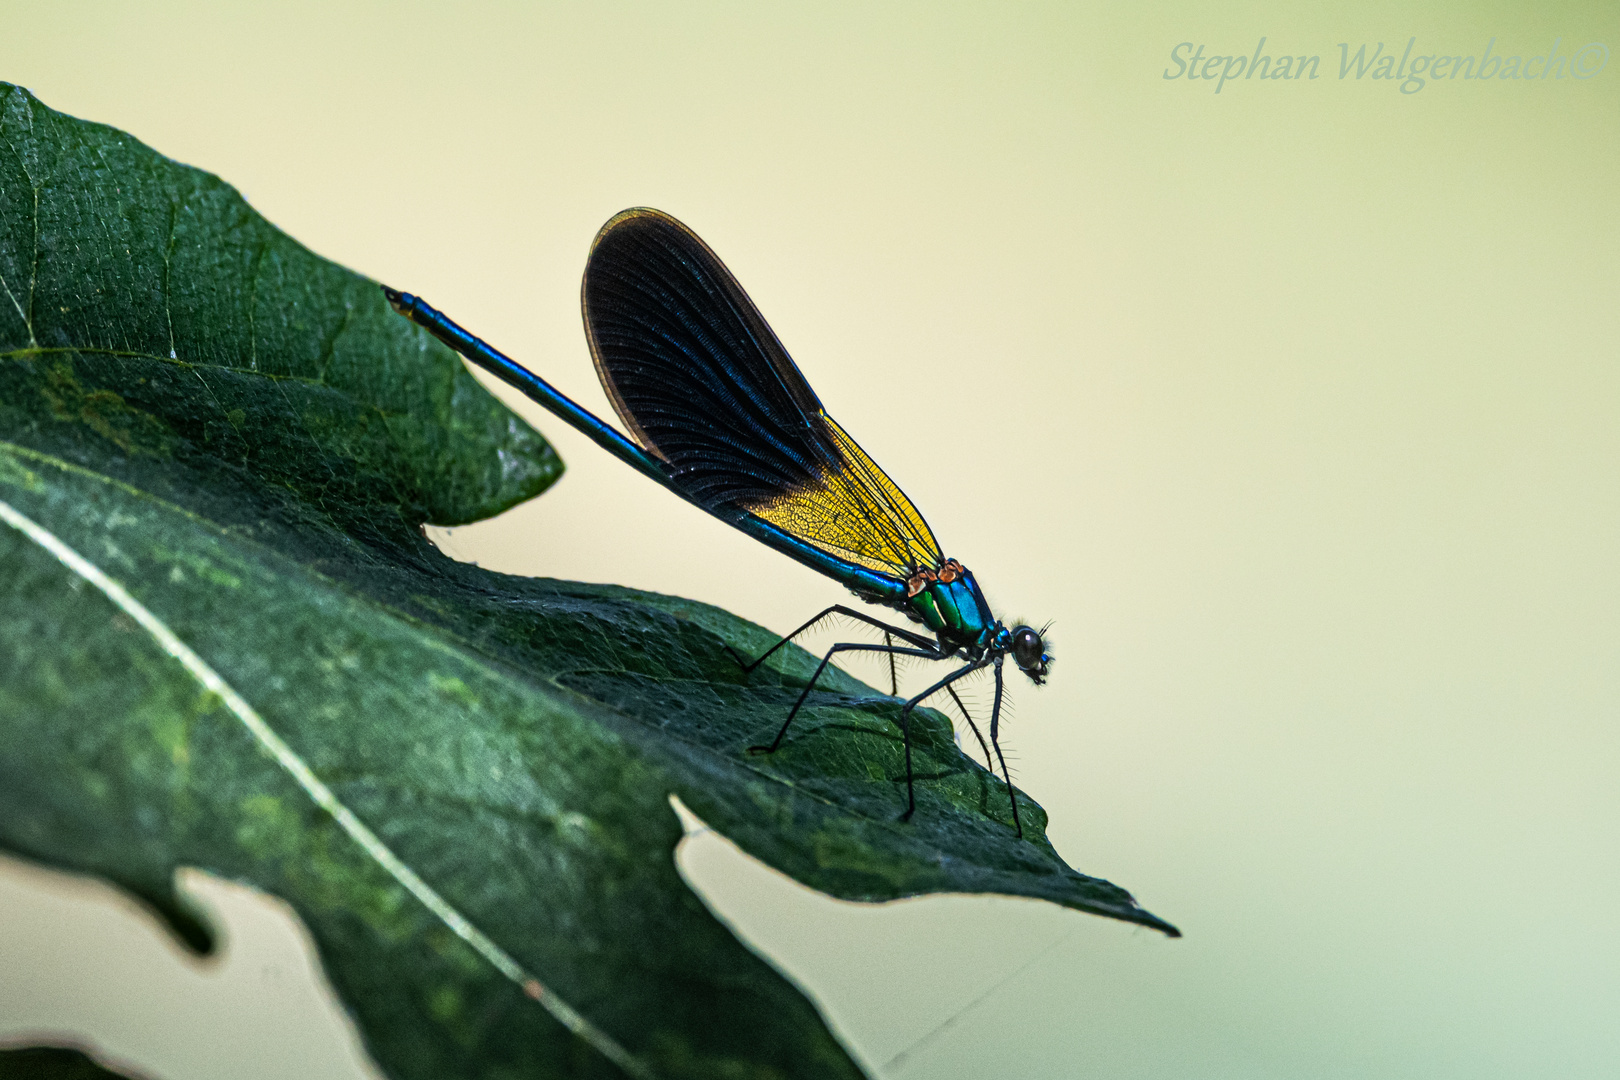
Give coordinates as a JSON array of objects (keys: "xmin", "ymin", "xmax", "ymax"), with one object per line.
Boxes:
[{"xmin": 748, "ymin": 414, "xmax": 942, "ymax": 578}]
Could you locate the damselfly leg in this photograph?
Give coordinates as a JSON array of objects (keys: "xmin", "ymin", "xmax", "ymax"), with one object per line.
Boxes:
[
  {"xmin": 986, "ymin": 657, "xmax": 1022, "ymax": 837},
  {"xmin": 730, "ymin": 609, "xmax": 1022, "ymax": 834},
  {"xmin": 746, "ymin": 638, "xmax": 941, "ymax": 755},
  {"xmin": 724, "ymin": 604, "xmax": 938, "ymax": 675},
  {"xmin": 894, "ymin": 657, "xmax": 993, "ymax": 822}
]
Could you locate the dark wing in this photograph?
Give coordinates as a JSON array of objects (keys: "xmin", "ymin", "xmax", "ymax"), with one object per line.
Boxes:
[{"xmin": 582, "ymin": 208, "xmax": 942, "ymax": 578}]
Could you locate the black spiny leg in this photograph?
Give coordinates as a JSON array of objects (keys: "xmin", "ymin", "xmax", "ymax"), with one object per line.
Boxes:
[
  {"xmin": 895, "ymin": 658, "xmax": 991, "ymax": 821},
  {"xmin": 726, "ymin": 605, "xmax": 938, "ymax": 675},
  {"xmin": 987, "ymin": 656, "xmax": 1023, "ymax": 838},
  {"xmin": 748, "ymin": 640, "xmax": 940, "ymax": 755},
  {"xmin": 945, "ymin": 683, "xmax": 996, "ymax": 774},
  {"xmin": 885, "ymin": 631, "xmax": 900, "ymax": 696}
]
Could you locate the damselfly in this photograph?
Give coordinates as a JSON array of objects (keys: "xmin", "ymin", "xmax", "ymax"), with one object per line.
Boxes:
[{"xmin": 386, "ymin": 209, "xmax": 1051, "ymax": 835}]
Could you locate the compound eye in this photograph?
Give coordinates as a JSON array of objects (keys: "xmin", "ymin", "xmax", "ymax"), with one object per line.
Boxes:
[{"xmin": 1011, "ymin": 626, "xmax": 1044, "ymax": 668}]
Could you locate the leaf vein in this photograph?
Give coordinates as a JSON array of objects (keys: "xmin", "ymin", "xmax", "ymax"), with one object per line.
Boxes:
[
  {"xmin": 0, "ymin": 493, "xmax": 656, "ymax": 1080},
  {"xmin": 0, "ymin": 347, "xmax": 419, "ymax": 421},
  {"xmin": 162, "ymin": 197, "xmax": 178, "ymax": 359},
  {"xmin": 0, "ymin": 99, "xmax": 47, "ymax": 348}
]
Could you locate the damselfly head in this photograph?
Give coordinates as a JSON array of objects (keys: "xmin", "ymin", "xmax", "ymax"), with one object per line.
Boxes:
[{"xmin": 1009, "ymin": 624, "xmax": 1050, "ymax": 684}]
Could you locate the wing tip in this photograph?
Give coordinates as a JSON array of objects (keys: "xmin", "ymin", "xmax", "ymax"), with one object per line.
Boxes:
[{"xmin": 591, "ymin": 206, "xmax": 692, "ymax": 255}]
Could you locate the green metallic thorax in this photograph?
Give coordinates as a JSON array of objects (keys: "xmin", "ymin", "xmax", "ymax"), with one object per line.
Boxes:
[{"xmin": 904, "ymin": 565, "xmax": 996, "ymax": 654}]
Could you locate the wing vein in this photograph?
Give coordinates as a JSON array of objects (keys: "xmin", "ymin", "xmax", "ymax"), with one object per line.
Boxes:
[{"xmin": 582, "ymin": 209, "xmax": 942, "ymax": 580}]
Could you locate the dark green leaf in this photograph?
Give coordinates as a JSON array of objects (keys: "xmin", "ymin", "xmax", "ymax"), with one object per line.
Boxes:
[
  {"xmin": 0, "ymin": 1046, "xmax": 149, "ymax": 1080},
  {"xmin": 0, "ymin": 84, "xmax": 1174, "ymax": 1080}
]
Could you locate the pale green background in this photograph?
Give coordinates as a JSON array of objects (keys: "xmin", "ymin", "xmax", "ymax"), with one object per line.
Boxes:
[{"xmin": 2, "ymin": 2, "xmax": 1617, "ymax": 1078}]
